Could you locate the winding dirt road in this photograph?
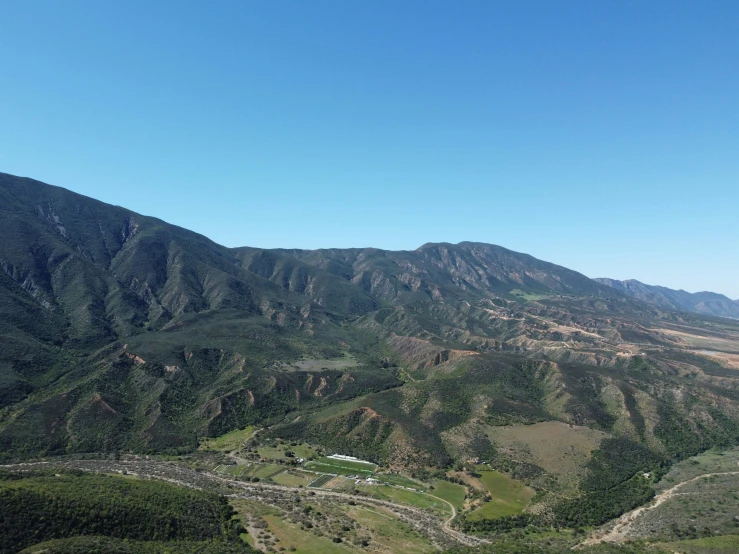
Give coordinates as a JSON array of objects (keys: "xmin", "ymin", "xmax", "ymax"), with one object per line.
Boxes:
[
  {"xmin": 426, "ymin": 493, "xmax": 467, "ymax": 542},
  {"xmin": 581, "ymin": 471, "xmax": 739, "ymax": 546}
]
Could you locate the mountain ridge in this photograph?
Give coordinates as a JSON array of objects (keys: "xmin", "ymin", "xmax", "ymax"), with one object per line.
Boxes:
[{"xmin": 595, "ymin": 277, "xmax": 739, "ymax": 319}]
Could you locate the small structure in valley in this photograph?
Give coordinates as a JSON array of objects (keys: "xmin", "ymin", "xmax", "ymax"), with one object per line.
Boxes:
[{"xmin": 327, "ymin": 454, "xmax": 373, "ymax": 465}]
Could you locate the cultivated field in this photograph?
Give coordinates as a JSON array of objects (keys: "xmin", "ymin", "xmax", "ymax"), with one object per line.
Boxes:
[
  {"xmin": 304, "ymin": 456, "xmax": 377, "ymax": 477},
  {"xmin": 374, "ymin": 473, "xmax": 426, "ymax": 489},
  {"xmin": 272, "ymin": 469, "xmax": 316, "ymax": 487},
  {"xmin": 362, "ymin": 486, "xmax": 450, "ymax": 516},
  {"xmin": 308, "ymin": 474, "xmax": 335, "ymax": 488},
  {"xmin": 430, "ymin": 479, "xmax": 467, "ymax": 510},
  {"xmin": 466, "ymin": 469, "xmax": 535, "ymax": 521}
]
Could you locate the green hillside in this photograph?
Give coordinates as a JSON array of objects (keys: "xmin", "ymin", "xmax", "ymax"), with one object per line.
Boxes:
[{"xmin": 0, "ymin": 468, "xmax": 254, "ymax": 553}]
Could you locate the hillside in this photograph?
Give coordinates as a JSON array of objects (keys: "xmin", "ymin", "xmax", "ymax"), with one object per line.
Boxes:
[{"xmin": 596, "ymin": 278, "xmax": 739, "ymax": 319}]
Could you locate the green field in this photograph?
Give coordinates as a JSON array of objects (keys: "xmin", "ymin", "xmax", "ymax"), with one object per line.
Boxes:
[
  {"xmin": 271, "ymin": 470, "xmax": 314, "ymax": 487},
  {"xmin": 510, "ymin": 289, "xmax": 549, "ymax": 301},
  {"xmin": 466, "ymin": 469, "xmax": 535, "ymax": 521},
  {"xmin": 304, "ymin": 456, "xmax": 377, "ymax": 477},
  {"xmin": 199, "ymin": 426, "xmax": 256, "ymax": 451},
  {"xmin": 429, "ymin": 479, "xmax": 467, "ymax": 510},
  {"xmin": 374, "ymin": 473, "xmax": 426, "ymax": 489},
  {"xmin": 256, "ymin": 443, "xmax": 317, "ymax": 461},
  {"xmin": 307, "ymin": 473, "xmax": 335, "ymax": 488},
  {"xmin": 222, "ymin": 464, "xmax": 249, "ymax": 476},
  {"xmin": 253, "ymin": 464, "xmax": 286, "ymax": 479},
  {"xmin": 363, "ymin": 486, "xmax": 449, "ymax": 515}
]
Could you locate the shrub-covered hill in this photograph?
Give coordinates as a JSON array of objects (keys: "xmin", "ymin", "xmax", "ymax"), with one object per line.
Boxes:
[
  {"xmin": 0, "ymin": 469, "xmax": 255, "ymax": 553},
  {"xmin": 20, "ymin": 537, "xmax": 255, "ymax": 554}
]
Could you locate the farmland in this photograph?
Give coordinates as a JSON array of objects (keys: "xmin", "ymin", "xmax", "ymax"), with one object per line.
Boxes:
[
  {"xmin": 466, "ymin": 469, "xmax": 536, "ymax": 521},
  {"xmin": 362, "ymin": 485, "xmax": 450, "ymax": 515},
  {"xmin": 307, "ymin": 474, "xmax": 335, "ymax": 488},
  {"xmin": 304, "ymin": 456, "xmax": 377, "ymax": 477},
  {"xmin": 271, "ymin": 469, "xmax": 315, "ymax": 487},
  {"xmin": 374, "ymin": 473, "xmax": 426, "ymax": 489},
  {"xmin": 430, "ymin": 479, "xmax": 467, "ymax": 510}
]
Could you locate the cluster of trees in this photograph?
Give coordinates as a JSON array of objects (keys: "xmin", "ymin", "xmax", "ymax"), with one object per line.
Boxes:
[
  {"xmin": 581, "ymin": 438, "xmax": 663, "ymax": 492},
  {"xmin": 0, "ymin": 470, "xmax": 250, "ymax": 552}
]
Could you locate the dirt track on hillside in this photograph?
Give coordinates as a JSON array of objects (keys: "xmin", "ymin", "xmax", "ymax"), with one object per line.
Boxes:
[{"xmin": 581, "ymin": 471, "xmax": 739, "ymax": 546}]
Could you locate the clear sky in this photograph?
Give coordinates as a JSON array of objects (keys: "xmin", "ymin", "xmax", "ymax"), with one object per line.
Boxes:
[{"xmin": 1, "ymin": 1, "xmax": 737, "ymax": 297}]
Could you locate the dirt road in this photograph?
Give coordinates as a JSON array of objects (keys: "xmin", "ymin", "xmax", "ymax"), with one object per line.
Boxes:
[{"xmin": 581, "ymin": 471, "xmax": 739, "ymax": 546}]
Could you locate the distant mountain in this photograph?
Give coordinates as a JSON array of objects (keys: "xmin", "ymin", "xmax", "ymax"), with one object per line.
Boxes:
[
  {"xmin": 270, "ymin": 241, "xmax": 621, "ymax": 305},
  {"xmin": 595, "ymin": 278, "xmax": 739, "ymax": 319}
]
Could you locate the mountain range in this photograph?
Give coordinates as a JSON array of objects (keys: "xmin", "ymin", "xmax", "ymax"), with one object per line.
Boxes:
[
  {"xmin": 595, "ymin": 278, "xmax": 739, "ymax": 319},
  {"xmin": 2, "ymin": 170, "xmax": 739, "ymax": 517}
]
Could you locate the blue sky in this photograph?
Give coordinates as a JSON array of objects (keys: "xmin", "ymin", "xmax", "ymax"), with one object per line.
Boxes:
[{"xmin": 1, "ymin": 1, "xmax": 737, "ymax": 297}]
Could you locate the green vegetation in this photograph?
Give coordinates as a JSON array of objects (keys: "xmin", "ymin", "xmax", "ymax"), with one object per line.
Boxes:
[
  {"xmin": 657, "ymin": 534, "xmax": 739, "ymax": 553},
  {"xmin": 261, "ymin": 514, "xmax": 352, "ymax": 553},
  {"xmin": 199, "ymin": 426, "xmax": 256, "ymax": 451},
  {"xmin": 304, "ymin": 456, "xmax": 377, "ymax": 477},
  {"xmin": 361, "ymin": 486, "xmax": 450, "ymax": 515},
  {"xmin": 375, "ymin": 472, "xmax": 426, "ymax": 489},
  {"xmin": 510, "ymin": 289, "xmax": 549, "ymax": 301},
  {"xmin": 257, "ymin": 443, "xmax": 317, "ymax": 461},
  {"xmin": 466, "ymin": 469, "xmax": 535, "ymax": 521},
  {"xmin": 271, "ymin": 469, "xmax": 315, "ymax": 487},
  {"xmin": 345, "ymin": 505, "xmax": 434, "ymax": 553},
  {"xmin": 231, "ymin": 497, "xmax": 435, "ymax": 554},
  {"xmin": 429, "ymin": 479, "xmax": 467, "ymax": 510},
  {"xmin": 445, "ymin": 538, "xmax": 655, "ymax": 553},
  {"xmin": 5, "ymin": 172, "xmax": 739, "ymax": 546},
  {"xmin": 308, "ymin": 473, "xmax": 335, "ymax": 488},
  {"xmin": 253, "ymin": 463, "xmax": 285, "ymax": 479},
  {"xmin": 0, "ymin": 469, "xmax": 251, "ymax": 553},
  {"xmin": 20, "ymin": 536, "xmax": 254, "ymax": 553},
  {"xmin": 604, "ymin": 447, "xmax": 739, "ymax": 543}
]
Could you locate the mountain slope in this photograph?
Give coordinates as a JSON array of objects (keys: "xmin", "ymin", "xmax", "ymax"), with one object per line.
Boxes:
[
  {"xmin": 596, "ymin": 278, "xmax": 739, "ymax": 319},
  {"xmin": 2, "ymin": 168, "xmax": 739, "ymax": 513},
  {"xmin": 274, "ymin": 242, "xmax": 620, "ymax": 305},
  {"xmin": 0, "ymin": 172, "xmax": 393, "ymax": 455}
]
